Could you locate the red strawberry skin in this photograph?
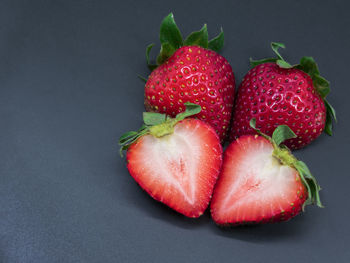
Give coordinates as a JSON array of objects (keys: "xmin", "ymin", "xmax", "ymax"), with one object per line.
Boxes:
[
  {"xmin": 126, "ymin": 119, "xmax": 222, "ymax": 218},
  {"xmin": 145, "ymin": 46, "xmax": 235, "ymax": 142},
  {"xmin": 230, "ymin": 63, "xmax": 326, "ymax": 149},
  {"xmin": 211, "ymin": 135, "xmax": 307, "ymax": 225}
]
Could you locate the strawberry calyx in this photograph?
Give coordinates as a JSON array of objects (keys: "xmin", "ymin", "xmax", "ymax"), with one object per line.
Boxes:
[
  {"xmin": 250, "ymin": 118, "xmax": 323, "ymax": 209},
  {"xmin": 296, "ymin": 57, "xmax": 337, "ymax": 136},
  {"xmin": 146, "ymin": 13, "xmax": 224, "ymax": 70},
  {"xmin": 250, "ymin": 42, "xmax": 336, "ymax": 136},
  {"xmin": 119, "ymin": 102, "xmax": 201, "ymax": 156},
  {"xmin": 250, "ymin": 42, "xmax": 293, "ymax": 69}
]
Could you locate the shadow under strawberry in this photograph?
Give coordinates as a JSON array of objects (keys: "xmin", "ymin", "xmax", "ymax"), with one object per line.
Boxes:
[
  {"xmin": 117, "ymin": 153, "xmax": 212, "ymax": 229},
  {"xmin": 209, "ymin": 210, "xmax": 319, "ymax": 243},
  {"xmin": 124, "ymin": 181, "xmax": 212, "ymax": 229},
  {"xmin": 211, "ymin": 216, "xmax": 310, "ymax": 243}
]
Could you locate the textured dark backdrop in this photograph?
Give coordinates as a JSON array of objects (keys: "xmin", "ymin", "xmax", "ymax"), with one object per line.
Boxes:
[{"xmin": 1, "ymin": 0, "xmax": 349, "ymax": 262}]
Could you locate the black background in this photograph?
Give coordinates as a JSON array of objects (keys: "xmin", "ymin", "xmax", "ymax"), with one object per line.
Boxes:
[{"xmin": 1, "ymin": 0, "xmax": 349, "ymax": 262}]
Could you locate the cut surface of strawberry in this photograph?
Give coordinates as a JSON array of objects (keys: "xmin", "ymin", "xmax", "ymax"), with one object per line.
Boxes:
[
  {"xmin": 120, "ymin": 103, "xmax": 222, "ymax": 218},
  {"xmin": 211, "ymin": 135, "xmax": 306, "ymax": 224},
  {"xmin": 128, "ymin": 119, "xmax": 222, "ymax": 217},
  {"xmin": 211, "ymin": 119, "xmax": 322, "ymax": 225}
]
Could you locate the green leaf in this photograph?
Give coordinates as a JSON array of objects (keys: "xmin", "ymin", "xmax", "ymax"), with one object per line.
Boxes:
[
  {"xmin": 146, "ymin": 43, "xmax": 157, "ymax": 71},
  {"xmin": 325, "ymin": 99, "xmax": 337, "ymax": 122},
  {"xmin": 297, "ymin": 56, "xmax": 319, "ymax": 76},
  {"xmin": 175, "ymin": 102, "xmax": 201, "ymax": 121},
  {"xmin": 249, "ymin": 118, "xmax": 271, "ymax": 141},
  {"xmin": 148, "ymin": 64, "xmax": 158, "ymax": 71},
  {"xmin": 272, "ymin": 125, "xmax": 297, "ymax": 146},
  {"xmin": 119, "ymin": 131, "xmax": 148, "ymax": 157},
  {"xmin": 249, "ymin": 42, "xmax": 290, "ymax": 69},
  {"xmin": 184, "ymin": 24, "xmax": 208, "ymax": 48},
  {"xmin": 296, "ymin": 56, "xmax": 336, "ymax": 136},
  {"xmin": 249, "ymin": 118, "xmax": 257, "ymax": 129},
  {"xmin": 148, "ymin": 13, "xmax": 227, "ymax": 68},
  {"xmin": 118, "ymin": 126, "xmax": 149, "ymax": 157},
  {"xmin": 296, "ymin": 57, "xmax": 335, "ymax": 132},
  {"xmin": 296, "ymin": 56, "xmax": 332, "ymax": 98},
  {"xmin": 146, "ymin": 43, "xmax": 154, "ymax": 63},
  {"xmin": 276, "ymin": 59, "xmax": 293, "ymax": 68},
  {"xmin": 138, "ymin": 75, "xmax": 147, "ymax": 83},
  {"xmin": 313, "ymin": 74, "xmax": 330, "ymax": 98},
  {"xmin": 119, "ymin": 131, "xmax": 139, "ymax": 144},
  {"xmin": 143, "ymin": 112, "xmax": 166, "ymax": 126},
  {"xmin": 159, "ymin": 13, "xmax": 183, "ymax": 50},
  {"xmin": 156, "ymin": 42, "xmax": 176, "ymax": 65},
  {"xmin": 250, "ymin": 57, "xmax": 277, "ymax": 68},
  {"xmin": 119, "ymin": 103, "xmax": 202, "ymax": 156},
  {"xmin": 324, "ymin": 116, "xmax": 333, "ymax": 134},
  {"xmin": 294, "ymin": 160, "xmax": 323, "ymax": 209},
  {"xmin": 208, "ymin": 28, "xmax": 224, "ymax": 52},
  {"xmin": 324, "ymin": 99, "xmax": 337, "ymax": 136},
  {"xmin": 271, "ymin": 42, "xmax": 286, "ymax": 61}
]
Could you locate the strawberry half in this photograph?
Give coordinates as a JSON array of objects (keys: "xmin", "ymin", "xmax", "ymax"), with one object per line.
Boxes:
[
  {"xmin": 119, "ymin": 103, "xmax": 222, "ymax": 218},
  {"xmin": 143, "ymin": 13, "xmax": 235, "ymax": 142},
  {"xmin": 211, "ymin": 119, "xmax": 322, "ymax": 225},
  {"xmin": 230, "ymin": 42, "xmax": 336, "ymax": 149}
]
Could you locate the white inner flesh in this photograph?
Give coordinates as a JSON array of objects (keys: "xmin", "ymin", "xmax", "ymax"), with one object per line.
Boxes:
[
  {"xmin": 222, "ymin": 143, "xmax": 296, "ymax": 213},
  {"xmin": 140, "ymin": 122, "xmax": 204, "ymax": 205}
]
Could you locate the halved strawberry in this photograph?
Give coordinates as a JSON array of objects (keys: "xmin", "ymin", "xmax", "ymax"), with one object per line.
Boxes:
[
  {"xmin": 211, "ymin": 119, "xmax": 322, "ymax": 225},
  {"xmin": 119, "ymin": 103, "xmax": 222, "ymax": 218}
]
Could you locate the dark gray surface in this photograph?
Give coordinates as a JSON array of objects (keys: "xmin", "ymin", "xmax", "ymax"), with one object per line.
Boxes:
[{"xmin": 1, "ymin": 0, "xmax": 349, "ymax": 262}]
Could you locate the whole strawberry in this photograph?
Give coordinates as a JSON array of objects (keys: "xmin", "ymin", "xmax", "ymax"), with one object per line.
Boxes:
[
  {"xmin": 230, "ymin": 42, "xmax": 336, "ymax": 149},
  {"xmin": 144, "ymin": 13, "xmax": 235, "ymax": 142}
]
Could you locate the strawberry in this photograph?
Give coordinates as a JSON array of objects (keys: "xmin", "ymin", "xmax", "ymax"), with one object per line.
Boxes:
[
  {"xmin": 211, "ymin": 119, "xmax": 323, "ymax": 225},
  {"xmin": 144, "ymin": 13, "xmax": 235, "ymax": 142},
  {"xmin": 230, "ymin": 42, "xmax": 336, "ymax": 149},
  {"xmin": 119, "ymin": 103, "xmax": 222, "ymax": 218}
]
